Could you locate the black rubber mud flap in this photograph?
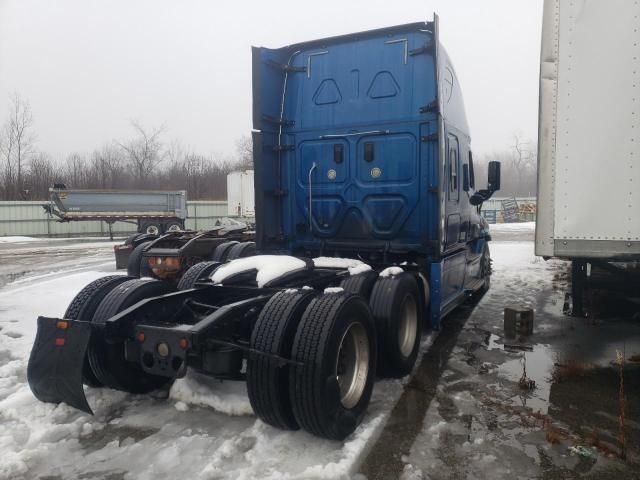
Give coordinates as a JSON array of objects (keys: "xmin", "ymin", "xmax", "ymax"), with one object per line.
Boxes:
[{"xmin": 27, "ymin": 316, "xmax": 93, "ymax": 414}]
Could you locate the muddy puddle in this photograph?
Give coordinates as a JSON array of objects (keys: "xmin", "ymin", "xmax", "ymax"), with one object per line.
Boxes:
[{"xmin": 358, "ymin": 240, "xmax": 640, "ymax": 479}]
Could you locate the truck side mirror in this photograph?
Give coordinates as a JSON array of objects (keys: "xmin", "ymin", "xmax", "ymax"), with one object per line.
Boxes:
[{"xmin": 488, "ymin": 161, "xmax": 501, "ymax": 191}]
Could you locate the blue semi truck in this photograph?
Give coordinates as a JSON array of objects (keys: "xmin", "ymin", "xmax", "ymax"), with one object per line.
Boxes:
[{"xmin": 27, "ymin": 17, "xmax": 500, "ymax": 440}]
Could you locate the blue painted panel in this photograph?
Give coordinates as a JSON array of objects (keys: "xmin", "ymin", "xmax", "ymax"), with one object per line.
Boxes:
[
  {"xmin": 355, "ymin": 134, "xmax": 416, "ymax": 184},
  {"xmin": 285, "ymin": 33, "xmax": 437, "ymax": 132},
  {"xmin": 290, "ymin": 124, "xmax": 424, "ymax": 244},
  {"xmin": 429, "ymin": 261, "xmax": 443, "ymax": 328}
]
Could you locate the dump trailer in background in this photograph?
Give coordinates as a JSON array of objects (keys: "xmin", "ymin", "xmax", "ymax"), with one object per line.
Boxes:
[
  {"xmin": 28, "ymin": 17, "xmax": 500, "ymax": 440},
  {"xmin": 43, "ymin": 187, "xmax": 187, "ymax": 236},
  {"xmin": 536, "ymin": 0, "xmax": 640, "ymax": 314}
]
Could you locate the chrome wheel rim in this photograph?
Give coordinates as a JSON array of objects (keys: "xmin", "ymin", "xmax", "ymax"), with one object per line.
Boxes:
[
  {"xmin": 335, "ymin": 322, "xmax": 370, "ymax": 409},
  {"xmin": 146, "ymin": 225, "xmax": 159, "ymax": 235},
  {"xmin": 167, "ymin": 224, "xmax": 181, "ymax": 232},
  {"xmin": 398, "ymin": 294, "xmax": 418, "ymax": 358}
]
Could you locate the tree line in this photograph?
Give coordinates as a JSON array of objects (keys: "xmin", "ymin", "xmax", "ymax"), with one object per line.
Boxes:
[
  {"xmin": 0, "ymin": 94, "xmax": 252, "ymax": 201},
  {"xmin": 475, "ymin": 134, "xmax": 538, "ymax": 198},
  {"xmin": 1, "ymin": 93, "xmax": 538, "ymax": 202}
]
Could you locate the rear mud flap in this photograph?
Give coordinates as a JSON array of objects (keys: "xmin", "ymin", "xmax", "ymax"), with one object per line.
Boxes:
[{"xmin": 27, "ymin": 316, "xmax": 94, "ymax": 414}]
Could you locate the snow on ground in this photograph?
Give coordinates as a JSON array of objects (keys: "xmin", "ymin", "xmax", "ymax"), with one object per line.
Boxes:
[
  {"xmin": 489, "ymin": 221, "xmax": 536, "ymax": 232},
  {"xmin": 3, "ymin": 241, "xmax": 120, "ymax": 255},
  {"xmin": 0, "ymin": 243, "xmax": 434, "ymax": 480},
  {"xmin": 0, "ymin": 236, "xmax": 38, "ymax": 243},
  {"xmin": 0, "ymin": 230, "xmax": 543, "ymax": 480}
]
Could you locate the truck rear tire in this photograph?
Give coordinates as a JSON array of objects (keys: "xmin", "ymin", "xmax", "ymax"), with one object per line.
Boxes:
[
  {"xmin": 340, "ymin": 270, "xmax": 379, "ymax": 300},
  {"xmin": 289, "ymin": 292, "xmax": 376, "ymax": 440},
  {"xmin": 87, "ymin": 279, "xmax": 175, "ymax": 393},
  {"xmin": 211, "ymin": 241, "xmax": 239, "ymax": 262},
  {"xmin": 177, "ymin": 261, "xmax": 222, "ymax": 290},
  {"xmin": 369, "ymin": 273, "xmax": 422, "ymax": 378},
  {"xmin": 127, "ymin": 241, "xmax": 153, "ymax": 278},
  {"xmin": 64, "ymin": 275, "xmax": 133, "ymax": 387},
  {"xmin": 247, "ymin": 289, "xmax": 317, "ymax": 430},
  {"xmin": 226, "ymin": 241, "xmax": 256, "ymax": 261}
]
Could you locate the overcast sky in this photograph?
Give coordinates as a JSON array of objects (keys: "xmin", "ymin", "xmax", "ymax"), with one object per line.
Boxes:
[{"xmin": 0, "ymin": 0, "xmax": 543, "ymax": 161}]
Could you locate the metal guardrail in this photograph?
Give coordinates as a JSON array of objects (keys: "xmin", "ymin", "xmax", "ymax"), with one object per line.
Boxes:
[{"xmin": 0, "ymin": 200, "xmax": 246, "ymax": 237}]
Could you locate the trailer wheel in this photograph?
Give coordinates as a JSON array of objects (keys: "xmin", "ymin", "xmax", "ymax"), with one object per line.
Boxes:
[
  {"xmin": 369, "ymin": 273, "xmax": 422, "ymax": 378},
  {"xmin": 127, "ymin": 241, "xmax": 152, "ymax": 278},
  {"xmin": 247, "ymin": 289, "xmax": 317, "ymax": 430},
  {"xmin": 163, "ymin": 220, "xmax": 183, "ymax": 233},
  {"xmin": 339, "ymin": 270, "xmax": 379, "ymax": 300},
  {"xmin": 226, "ymin": 241, "xmax": 256, "ymax": 261},
  {"xmin": 211, "ymin": 241, "xmax": 239, "ymax": 262},
  {"xmin": 289, "ymin": 292, "xmax": 376, "ymax": 440},
  {"xmin": 64, "ymin": 275, "xmax": 133, "ymax": 387},
  {"xmin": 87, "ymin": 279, "xmax": 175, "ymax": 393},
  {"xmin": 177, "ymin": 261, "xmax": 222, "ymax": 290},
  {"xmin": 141, "ymin": 221, "xmax": 161, "ymax": 236}
]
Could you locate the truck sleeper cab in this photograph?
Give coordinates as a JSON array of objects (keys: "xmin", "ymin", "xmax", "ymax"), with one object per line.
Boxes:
[
  {"xmin": 27, "ymin": 17, "xmax": 499, "ymax": 441},
  {"xmin": 253, "ymin": 18, "xmax": 499, "ymax": 325}
]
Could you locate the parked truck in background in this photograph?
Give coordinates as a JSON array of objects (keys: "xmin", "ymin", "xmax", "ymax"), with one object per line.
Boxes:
[
  {"xmin": 43, "ymin": 187, "xmax": 187, "ymax": 236},
  {"xmin": 28, "ymin": 17, "xmax": 500, "ymax": 440},
  {"xmin": 227, "ymin": 170, "xmax": 255, "ymax": 217},
  {"xmin": 536, "ymin": 0, "xmax": 640, "ymax": 314}
]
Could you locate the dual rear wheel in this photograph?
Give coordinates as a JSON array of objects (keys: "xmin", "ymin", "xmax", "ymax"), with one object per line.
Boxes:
[
  {"xmin": 247, "ymin": 271, "xmax": 423, "ymax": 440},
  {"xmin": 247, "ymin": 290, "xmax": 377, "ymax": 440}
]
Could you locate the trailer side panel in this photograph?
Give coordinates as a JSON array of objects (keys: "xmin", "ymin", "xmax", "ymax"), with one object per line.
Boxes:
[{"xmin": 536, "ymin": 0, "xmax": 640, "ymax": 259}]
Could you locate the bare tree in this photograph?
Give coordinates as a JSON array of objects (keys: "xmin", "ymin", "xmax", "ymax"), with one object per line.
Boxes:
[
  {"xmin": 92, "ymin": 143, "xmax": 124, "ymax": 188},
  {"xmin": 117, "ymin": 121, "xmax": 166, "ymax": 181},
  {"xmin": 166, "ymin": 139, "xmax": 186, "ymax": 166},
  {"xmin": 64, "ymin": 152, "xmax": 88, "ymax": 188},
  {"xmin": 26, "ymin": 153, "xmax": 55, "ymax": 199},
  {"xmin": 511, "ymin": 133, "xmax": 536, "ymax": 190},
  {"xmin": 475, "ymin": 136, "xmax": 538, "ymax": 198},
  {"xmin": 0, "ymin": 119, "xmax": 255, "ymax": 199},
  {"xmin": 234, "ymin": 135, "xmax": 253, "ymax": 170},
  {"xmin": 0, "ymin": 93, "xmax": 35, "ymax": 199}
]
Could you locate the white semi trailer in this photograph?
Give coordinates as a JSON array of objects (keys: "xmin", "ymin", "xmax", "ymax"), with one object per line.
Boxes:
[
  {"xmin": 226, "ymin": 170, "xmax": 255, "ymax": 218},
  {"xmin": 536, "ymin": 0, "xmax": 640, "ymax": 314}
]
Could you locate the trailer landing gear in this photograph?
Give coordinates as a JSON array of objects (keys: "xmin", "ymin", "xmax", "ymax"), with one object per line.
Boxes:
[{"xmin": 571, "ymin": 260, "xmax": 587, "ymax": 317}]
